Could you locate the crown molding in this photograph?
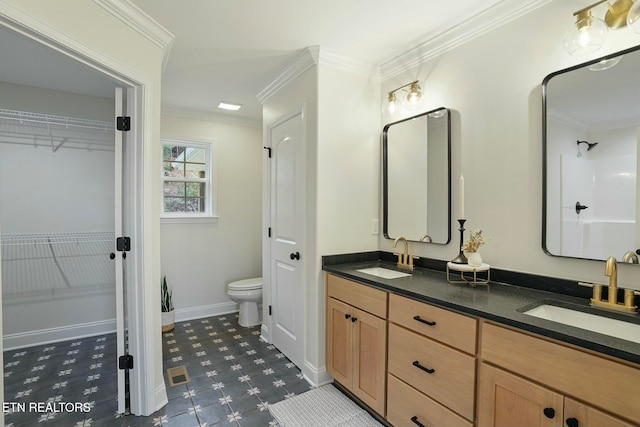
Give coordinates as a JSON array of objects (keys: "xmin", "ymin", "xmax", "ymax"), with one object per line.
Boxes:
[
  {"xmin": 380, "ymin": 0, "xmax": 553, "ymax": 80},
  {"xmin": 162, "ymin": 106, "xmax": 262, "ymax": 129},
  {"xmin": 317, "ymin": 49, "xmax": 380, "ymax": 80},
  {"xmin": 92, "ymin": 0, "xmax": 175, "ymax": 71},
  {"xmin": 256, "ymin": 46, "xmax": 320, "ymax": 104}
]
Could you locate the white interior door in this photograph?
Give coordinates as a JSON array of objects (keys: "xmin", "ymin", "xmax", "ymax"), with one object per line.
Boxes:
[
  {"xmin": 269, "ymin": 111, "xmax": 305, "ymax": 368},
  {"xmin": 114, "ymin": 87, "xmax": 128, "ymax": 415}
]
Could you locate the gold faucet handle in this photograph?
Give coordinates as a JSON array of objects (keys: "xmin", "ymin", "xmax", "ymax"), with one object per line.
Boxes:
[
  {"xmin": 624, "ymin": 289, "xmax": 638, "ymax": 310},
  {"xmin": 408, "ymin": 254, "xmax": 419, "ymax": 268}
]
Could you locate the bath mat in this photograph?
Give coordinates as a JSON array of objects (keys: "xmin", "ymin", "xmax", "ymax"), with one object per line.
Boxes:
[
  {"xmin": 167, "ymin": 366, "xmax": 190, "ymax": 386},
  {"xmin": 269, "ymin": 384, "xmax": 383, "ymax": 427}
]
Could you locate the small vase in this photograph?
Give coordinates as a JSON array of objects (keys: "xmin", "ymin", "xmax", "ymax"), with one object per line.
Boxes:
[
  {"xmin": 162, "ymin": 309, "xmax": 175, "ymax": 332},
  {"xmin": 466, "ymin": 251, "xmax": 482, "ymax": 267}
]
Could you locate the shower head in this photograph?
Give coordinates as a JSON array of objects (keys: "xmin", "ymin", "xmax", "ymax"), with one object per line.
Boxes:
[{"xmin": 577, "ymin": 140, "xmax": 599, "ymax": 151}]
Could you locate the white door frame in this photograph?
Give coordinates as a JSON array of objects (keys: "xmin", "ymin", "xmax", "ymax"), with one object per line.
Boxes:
[{"xmin": 0, "ymin": 9, "xmax": 164, "ymax": 417}]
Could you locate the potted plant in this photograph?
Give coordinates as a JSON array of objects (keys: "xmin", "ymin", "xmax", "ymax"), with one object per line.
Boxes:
[{"xmin": 161, "ymin": 275, "xmax": 175, "ymax": 332}]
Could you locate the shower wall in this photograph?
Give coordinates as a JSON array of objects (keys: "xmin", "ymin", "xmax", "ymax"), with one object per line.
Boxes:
[
  {"xmin": 552, "ymin": 120, "xmax": 638, "ymax": 260},
  {"xmin": 0, "ymin": 82, "xmax": 116, "ymax": 349}
]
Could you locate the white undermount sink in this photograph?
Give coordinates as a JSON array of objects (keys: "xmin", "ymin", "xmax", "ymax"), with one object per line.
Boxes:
[
  {"xmin": 356, "ymin": 267, "xmax": 411, "ymax": 279},
  {"xmin": 523, "ymin": 304, "xmax": 640, "ymax": 344}
]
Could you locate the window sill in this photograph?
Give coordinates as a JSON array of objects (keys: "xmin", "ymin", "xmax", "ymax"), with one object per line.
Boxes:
[{"xmin": 160, "ymin": 216, "xmax": 219, "ymax": 225}]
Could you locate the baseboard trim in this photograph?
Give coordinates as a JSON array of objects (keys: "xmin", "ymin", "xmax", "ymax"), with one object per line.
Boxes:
[
  {"xmin": 260, "ymin": 323, "xmax": 270, "ymax": 343},
  {"xmin": 175, "ymin": 302, "xmax": 238, "ymax": 323},
  {"xmin": 302, "ymin": 360, "xmax": 332, "ymax": 388},
  {"xmin": 3, "ymin": 319, "xmax": 116, "ymax": 351}
]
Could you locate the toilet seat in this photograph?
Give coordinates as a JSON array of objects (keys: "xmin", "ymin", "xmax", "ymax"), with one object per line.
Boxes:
[{"xmin": 228, "ymin": 277, "xmax": 262, "ymax": 291}]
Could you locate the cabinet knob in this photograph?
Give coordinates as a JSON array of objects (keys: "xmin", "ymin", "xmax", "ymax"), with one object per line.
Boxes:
[
  {"xmin": 566, "ymin": 418, "xmax": 579, "ymax": 427},
  {"xmin": 290, "ymin": 251, "xmax": 300, "ymax": 260},
  {"xmin": 543, "ymin": 407, "xmax": 556, "ymax": 419},
  {"xmin": 410, "ymin": 416, "xmax": 426, "ymax": 427},
  {"xmin": 344, "ymin": 314, "xmax": 351, "ymax": 320},
  {"xmin": 351, "ymin": 317, "xmax": 357, "ymax": 323}
]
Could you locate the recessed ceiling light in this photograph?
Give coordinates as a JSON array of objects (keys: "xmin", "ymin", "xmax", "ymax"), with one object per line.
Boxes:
[{"xmin": 218, "ymin": 102, "xmax": 242, "ymax": 111}]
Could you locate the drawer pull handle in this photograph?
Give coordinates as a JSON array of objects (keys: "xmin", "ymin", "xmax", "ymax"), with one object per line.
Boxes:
[
  {"xmin": 410, "ymin": 416, "xmax": 426, "ymax": 427},
  {"xmin": 566, "ymin": 418, "xmax": 579, "ymax": 427},
  {"xmin": 544, "ymin": 408, "xmax": 556, "ymax": 419},
  {"xmin": 413, "ymin": 315, "xmax": 436, "ymax": 326},
  {"xmin": 344, "ymin": 314, "xmax": 351, "ymax": 320},
  {"xmin": 412, "ymin": 360, "xmax": 435, "ymax": 374}
]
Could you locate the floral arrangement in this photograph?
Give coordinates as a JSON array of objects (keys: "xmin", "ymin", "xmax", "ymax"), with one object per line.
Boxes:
[{"xmin": 462, "ymin": 229, "xmax": 487, "ymax": 253}]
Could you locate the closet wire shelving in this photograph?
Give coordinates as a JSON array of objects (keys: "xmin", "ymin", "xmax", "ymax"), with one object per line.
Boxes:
[
  {"xmin": 1, "ymin": 231, "xmax": 116, "ymax": 300},
  {"xmin": 0, "ymin": 108, "xmax": 115, "ymax": 153}
]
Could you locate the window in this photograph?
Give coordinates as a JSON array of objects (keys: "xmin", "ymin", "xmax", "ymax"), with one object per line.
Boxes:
[{"xmin": 161, "ymin": 139, "xmax": 216, "ymax": 220}]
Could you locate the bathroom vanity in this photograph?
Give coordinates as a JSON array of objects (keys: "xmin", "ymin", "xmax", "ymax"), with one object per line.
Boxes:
[{"xmin": 323, "ymin": 253, "xmax": 640, "ymax": 427}]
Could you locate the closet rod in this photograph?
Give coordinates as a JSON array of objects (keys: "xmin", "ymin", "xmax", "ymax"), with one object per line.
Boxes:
[{"xmin": 0, "ymin": 108, "xmax": 114, "ymax": 132}]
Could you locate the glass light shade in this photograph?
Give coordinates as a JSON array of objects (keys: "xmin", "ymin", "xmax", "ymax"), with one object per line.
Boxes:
[
  {"xmin": 563, "ymin": 16, "xmax": 608, "ymax": 56},
  {"xmin": 383, "ymin": 92, "xmax": 401, "ymax": 116},
  {"xmin": 628, "ymin": 0, "xmax": 640, "ymax": 33},
  {"xmin": 404, "ymin": 83, "xmax": 423, "ymax": 111}
]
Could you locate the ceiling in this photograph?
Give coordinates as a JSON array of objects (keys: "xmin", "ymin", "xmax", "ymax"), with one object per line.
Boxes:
[{"xmin": 0, "ymin": 0, "xmax": 552, "ymax": 122}]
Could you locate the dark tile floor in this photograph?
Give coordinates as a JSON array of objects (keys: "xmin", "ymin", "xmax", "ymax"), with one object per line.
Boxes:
[{"xmin": 3, "ymin": 313, "xmax": 311, "ymax": 426}]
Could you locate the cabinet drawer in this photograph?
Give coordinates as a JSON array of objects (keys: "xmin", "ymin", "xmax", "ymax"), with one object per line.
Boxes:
[
  {"xmin": 389, "ymin": 293, "xmax": 477, "ymax": 354},
  {"xmin": 482, "ymin": 322, "xmax": 640, "ymax": 423},
  {"xmin": 387, "ymin": 374, "xmax": 473, "ymax": 427},
  {"xmin": 326, "ymin": 274, "xmax": 387, "ymax": 318},
  {"xmin": 388, "ymin": 323, "xmax": 476, "ymax": 420}
]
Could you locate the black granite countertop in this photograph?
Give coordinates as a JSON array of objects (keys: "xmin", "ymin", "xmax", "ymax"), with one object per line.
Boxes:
[{"xmin": 322, "ymin": 252, "xmax": 640, "ymax": 365}]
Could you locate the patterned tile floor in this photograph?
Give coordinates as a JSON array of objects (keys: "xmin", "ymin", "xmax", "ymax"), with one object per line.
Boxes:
[{"xmin": 3, "ymin": 313, "xmax": 311, "ymax": 426}]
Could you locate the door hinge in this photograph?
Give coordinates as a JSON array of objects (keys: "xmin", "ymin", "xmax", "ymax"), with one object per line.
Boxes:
[
  {"xmin": 269, "ymin": 305, "xmax": 272, "ymax": 316},
  {"xmin": 268, "ymin": 227, "xmax": 271, "ymax": 238},
  {"xmin": 118, "ymin": 354, "xmax": 133, "ymax": 370},
  {"xmin": 116, "ymin": 116, "xmax": 131, "ymax": 132},
  {"xmin": 263, "ymin": 146, "xmax": 272, "ymax": 158},
  {"xmin": 116, "ymin": 236, "xmax": 131, "ymax": 252}
]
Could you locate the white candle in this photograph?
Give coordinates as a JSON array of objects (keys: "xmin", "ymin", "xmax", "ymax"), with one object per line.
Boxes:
[{"xmin": 459, "ymin": 174, "xmax": 465, "ymax": 219}]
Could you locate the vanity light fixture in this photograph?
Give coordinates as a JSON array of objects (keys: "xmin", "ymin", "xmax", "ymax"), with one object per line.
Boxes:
[
  {"xmin": 564, "ymin": 0, "xmax": 634, "ymax": 56},
  {"xmin": 384, "ymin": 80, "xmax": 422, "ymax": 115},
  {"xmin": 218, "ymin": 101, "xmax": 242, "ymax": 111}
]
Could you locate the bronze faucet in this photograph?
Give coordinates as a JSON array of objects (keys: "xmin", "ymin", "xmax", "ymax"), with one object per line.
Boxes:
[
  {"xmin": 622, "ymin": 251, "xmax": 639, "ymax": 264},
  {"xmin": 590, "ymin": 256, "xmax": 637, "ymax": 313},
  {"xmin": 393, "ymin": 236, "xmax": 417, "ymax": 271}
]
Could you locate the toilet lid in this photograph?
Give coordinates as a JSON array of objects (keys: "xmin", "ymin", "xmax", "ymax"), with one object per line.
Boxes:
[{"xmin": 228, "ymin": 277, "xmax": 262, "ymax": 291}]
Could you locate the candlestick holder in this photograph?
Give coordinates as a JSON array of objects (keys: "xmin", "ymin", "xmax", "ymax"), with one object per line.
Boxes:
[{"xmin": 450, "ymin": 219, "xmax": 468, "ymax": 264}]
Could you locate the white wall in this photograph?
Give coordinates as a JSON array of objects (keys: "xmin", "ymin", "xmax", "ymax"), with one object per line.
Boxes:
[
  {"xmin": 159, "ymin": 113, "xmax": 263, "ymax": 319},
  {"xmin": 379, "ymin": 0, "xmax": 640, "ymax": 291}
]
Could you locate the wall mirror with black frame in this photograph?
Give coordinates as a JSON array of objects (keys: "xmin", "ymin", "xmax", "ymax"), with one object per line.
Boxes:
[
  {"xmin": 543, "ymin": 46, "xmax": 640, "ymax": 263},
  {"xmin": 383, "ymin": 107, "xmax": 451, "ymax": 244}
]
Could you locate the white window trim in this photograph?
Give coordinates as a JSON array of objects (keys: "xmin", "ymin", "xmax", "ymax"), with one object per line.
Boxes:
[{"xmin": 160, "ymin": 138, "xmax": 218, "ymax": 222}]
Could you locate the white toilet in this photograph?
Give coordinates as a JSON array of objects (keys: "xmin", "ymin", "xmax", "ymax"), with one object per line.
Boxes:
[{"xmin": 227, "ymin": 277, "xmax": 263, "ymax": 327}]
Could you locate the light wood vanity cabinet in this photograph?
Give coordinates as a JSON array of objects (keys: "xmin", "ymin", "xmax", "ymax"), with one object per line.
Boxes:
[
  {"xmin": 387, "ymin": 293, "xmax": 478, "ymax": 427},
  {"xmin": 478, "ymin": 322, "xmax": 640, "ymax": 427},
  {"xmin": 325, "ymin": 272, "xmax": 640, "ymax": 427},
  {"xmin": 326, "ymin": 274, "xmax": 388, "ymax": 416}
]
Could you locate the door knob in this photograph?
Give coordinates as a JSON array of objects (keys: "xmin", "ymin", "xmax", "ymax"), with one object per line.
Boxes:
[{"xmin": 290, "ymin": 252, "xmax": 300, "ymax": 260}]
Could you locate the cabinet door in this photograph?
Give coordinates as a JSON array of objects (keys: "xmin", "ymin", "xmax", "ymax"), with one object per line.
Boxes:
[
  {"xmin": 352, "ymin": 307, "xmax": 387, "ymax": 416},
  {"xmin": 326, "ymin": 297, "xmax": 353, "ymax": 387},
  {"xmin": 564, "ymin": 397, "xmax": 636, "ymax": 427},
  {"xmin": 478, "ymin": 363, "xmax": 563, "ymax": 427}
]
